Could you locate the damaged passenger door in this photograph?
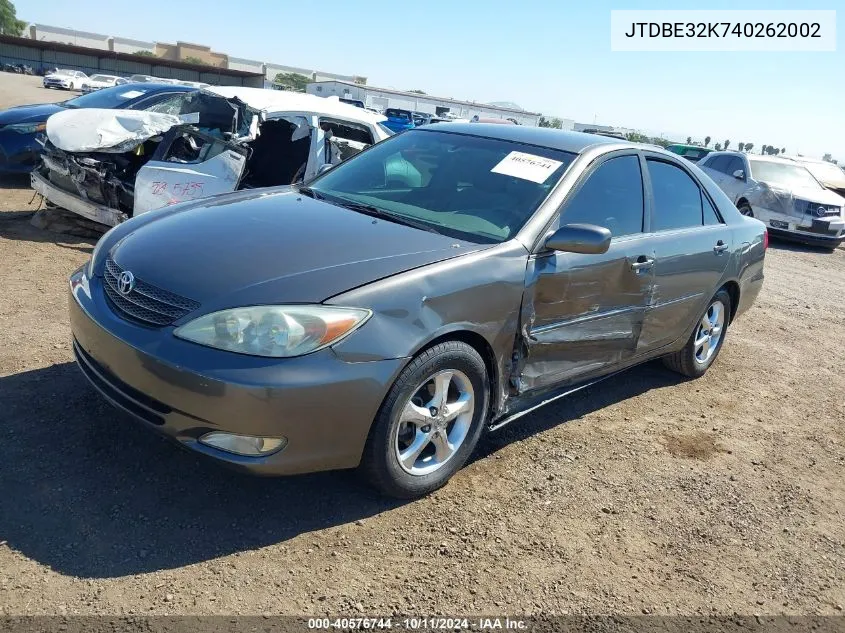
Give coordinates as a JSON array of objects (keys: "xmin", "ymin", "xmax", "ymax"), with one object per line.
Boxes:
[
  {"xmin": 516, "ymin": 152, "xmax": 654, "ymax": 393},
  {"xmin": 133, "ymin": 127, "xmax": 249, "ymax": 215}
]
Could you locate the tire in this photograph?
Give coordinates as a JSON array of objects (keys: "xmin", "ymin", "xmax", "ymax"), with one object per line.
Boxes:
[
  {"xmin": 361, "ymin": 341, "xmax": 490, "ymax": 498},
  {"xmin": 68, "ymin": 83, "xmax": 74, "ymax": 91},
  {"xmin": 663, "ymin": 289, "xmax": 732, "ymax": 379},
  {"xmin": 738, "ymin": 202, "xmax": 753, "ymax": 217}
]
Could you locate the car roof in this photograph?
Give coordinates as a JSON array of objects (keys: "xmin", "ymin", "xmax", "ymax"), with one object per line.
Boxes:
[
  {"xmin": 668, "ymin": 143, "xmax": 710, "ymax": 150},
  {"xmin": 114, "ymin": 82, "xmax": 196, "ymax": 94},
  {"xmin": 203, "ymin": 86, "xmax": 387, "ymax": 124},
  {"xmin": 416, "ymin": 123, "xmax": 623, "ymax": 153}
]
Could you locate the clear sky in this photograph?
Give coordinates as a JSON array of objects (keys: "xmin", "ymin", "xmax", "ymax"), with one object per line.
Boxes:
[{"xmin": 14, "ymin": 0, "xmax": 844, "ymax": 159}]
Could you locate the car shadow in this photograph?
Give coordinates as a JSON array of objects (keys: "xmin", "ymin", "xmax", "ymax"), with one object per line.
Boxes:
[
  {"xmin": 0, "ymin": 360, "xmax": 684, "ymax": 579},
  {"xmin": 767, "ymin": 235, "xmax": 842, "ymax": 254},
  {"xmin": 474, "ymin": 360, "xmax": 686, "ymax": 461},
  {"xmin": 0, "ymin": 208, "xmax": 96, "ymax": 253},
  {"xmin": 0, "ymin": 362, "xmax": 408, "ymax": 579}
]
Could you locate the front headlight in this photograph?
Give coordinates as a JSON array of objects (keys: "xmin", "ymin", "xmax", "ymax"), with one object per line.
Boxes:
[
  {"xmin": 173, "ymin": 305, "xmax": 372, "ymax": 357},
  {"xmin": 6, "ymin": 122, "xmax": 46, "ymax": 134}
]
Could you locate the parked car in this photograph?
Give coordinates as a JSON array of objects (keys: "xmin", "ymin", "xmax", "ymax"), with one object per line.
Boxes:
[
  {"xmin": 43, "ymin": 70, "xmax": 88, "ymax": 91},
  {"xmin": 382, "ymin": 108, "xmax": 415, "ymax": 133},
  {"xmin": 666, "ymin": 143, "xmax": 713, "ymax": 163},
  {"xmin": 81, "ymin": 74, "xmax": 127, "ymax": 93},
  {"xmin": 38, "ymin": 66, "xmax": 59, "ymax": 77},
  {"xmin": 699, "ymin": 151, "xmax": 844, "ymax": 249},
  {"xmin": 2, "ymin": 63, "xmax": 20, "ymax": 73},
  {"xmin": 783, "ymin": 155, "xmax": 845, "ymax": 199},
  {"xmin": 68, "ymin": 124, "xmax": 766, "ymax": 497},
  {"xmin": 471, "ymin": 116, "xmax": 516, "ymax": 125},
  {"xmin": 32, "ymin": 87, "xmax": 390, "ymax": 226},
  {"xmin": 16, "ymin": 64, "xmax": 34, "ymax": 75},
  {"xmin": 0, "ymin": 83, "xmax": 196, "ymax": 174},
  {"xmin": 413, "ymin": 112, "xmax": 434, "ymax": 126}
]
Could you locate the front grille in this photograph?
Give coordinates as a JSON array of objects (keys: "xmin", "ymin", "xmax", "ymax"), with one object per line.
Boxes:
[
  {"xmin": 795, "ymin": 199, "xmax": 841, "ymax": 218},
  {"xmin": 103, "ymin": 257, "xmax": 199, "ymax": 327}
]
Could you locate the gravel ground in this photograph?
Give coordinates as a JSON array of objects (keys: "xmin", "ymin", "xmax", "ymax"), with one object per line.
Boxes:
[{"xmin": 0, "ymin": 75, "xmax": 843, "ymax": 618}]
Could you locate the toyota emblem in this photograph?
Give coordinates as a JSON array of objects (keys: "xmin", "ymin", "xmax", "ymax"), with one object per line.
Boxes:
[{"xmin": 117, "ymin": 271, "xmax": 135, "ymax": 295}]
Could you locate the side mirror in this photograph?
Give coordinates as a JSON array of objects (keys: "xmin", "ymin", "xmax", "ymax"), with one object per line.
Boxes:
[
  {"xmin": 732, "ymin": 169, "xmax": 745, "ymax": 180},
  {"xmin": 544, "ymin": 223, "xmax": 612, "ymax": 255}
]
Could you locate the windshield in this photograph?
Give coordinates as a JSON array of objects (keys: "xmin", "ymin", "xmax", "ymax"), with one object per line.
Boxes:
[
  {"xmin": 65, "ymin": 85, "xmax": 151, "ymax": 109},
  {"xmin": 801, "ymin": 161, "xmax": 845, "ymax": 187},
  {"xmin": 89, "ymin": 75, "xmax": 114, "ymax": 82},
  {"xmin": 55, "ymin": 69, "xmax": 75, "ymax": 76},
  {"xmin": 308, "ymin": 129, "xmax": 576, "ymax": 243},
  {"xmin": 749, "ymin": 159, "xmax": 822, "ymax": 190},
  {"xmin": 385, "ymin": 109, "xmax": 411, "ymax": 120}
]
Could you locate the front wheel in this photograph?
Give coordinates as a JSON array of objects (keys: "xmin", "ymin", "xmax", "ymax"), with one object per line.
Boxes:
[
  {"xmin": 738, "ymin": 202, "xmax": 753, "ymax": 217},
  {"xmin": 361, "ymin": 341, "xmax": 489, "ymax": 498},
  {"xmin": 663, "ymin": 289, "xmax": 731, "ymax": 378}
]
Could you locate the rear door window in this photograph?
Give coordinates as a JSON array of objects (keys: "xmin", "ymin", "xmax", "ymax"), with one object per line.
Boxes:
[{"xmin": 647, "ymin": 159, "xmax": 706, "ymax": 231}]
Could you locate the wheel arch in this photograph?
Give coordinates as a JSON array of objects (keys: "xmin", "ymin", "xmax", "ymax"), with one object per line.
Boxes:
[
  {"xmin": 409, "ymin": 329, "xmax": 499, "ymax": 403},
  {"xmin": 720, "ymin": 280, "xmax": 740, "ymax": 324}
]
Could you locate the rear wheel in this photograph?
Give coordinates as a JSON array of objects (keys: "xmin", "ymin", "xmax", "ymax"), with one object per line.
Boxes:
[
  {"xmin": 361, "ymin": 341, "xmax": 489, "ymax": 498},
  {"xmin": 663, "ymin": 289, "xmax": 731, "ymax": 378}
]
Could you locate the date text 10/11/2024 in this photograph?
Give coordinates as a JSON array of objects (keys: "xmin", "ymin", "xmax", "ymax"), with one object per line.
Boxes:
[{"xmin": 307, "ymin": 617, "xmax": 528, "ymax": 630}]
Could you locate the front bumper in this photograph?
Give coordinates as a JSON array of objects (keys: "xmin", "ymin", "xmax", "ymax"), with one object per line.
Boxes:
[
  {"xmin": 31, "ymin": 170, "xmax": 125, "ymax": 226},
  {"xmin": 68, "ymin": 268, "xmax": 406, "ymax": 475}
]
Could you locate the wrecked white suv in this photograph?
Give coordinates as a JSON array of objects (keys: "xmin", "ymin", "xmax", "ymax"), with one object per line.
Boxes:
[
  {"xmin": 30, "ymin": 87, "xmax": 391, "ymax": 227},
  {"xmin": 699, "ymin": 151, "xmax": 845, "ymax": 249}
]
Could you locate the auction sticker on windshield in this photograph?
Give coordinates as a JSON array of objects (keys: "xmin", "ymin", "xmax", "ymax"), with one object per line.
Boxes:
[
  {"xmin": 118, "ymin": 90, "xmax": 145, "ymax": 99},
  {"xmin": 491, "ymin": 151, "xmax": 563, "ymax": 183}
]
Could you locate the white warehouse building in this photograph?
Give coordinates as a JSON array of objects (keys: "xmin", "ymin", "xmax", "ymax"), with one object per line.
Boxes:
[{"xmin": 306, "ymin": 81, "xmax": 541, "ymax": 126}]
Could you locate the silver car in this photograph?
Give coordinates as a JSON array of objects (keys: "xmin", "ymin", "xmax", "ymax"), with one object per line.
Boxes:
[{"xmin": 699, "ymin": 151, "xmax": 845, "ymax": 249}]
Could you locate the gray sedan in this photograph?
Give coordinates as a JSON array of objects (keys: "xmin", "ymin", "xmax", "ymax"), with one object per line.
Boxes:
[{"xmin": 69, "ymin": 124, "xmax": 767, "ymax": 498}]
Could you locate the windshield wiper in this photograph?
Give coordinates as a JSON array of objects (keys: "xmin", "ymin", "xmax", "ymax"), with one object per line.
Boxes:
[
  {"xmin": 332, "ymin": 199, "xmax": 441, "ymax": 235},
  {"xmin": 296, "ymin": 185, "xmax": 323, "ymax": 200}
]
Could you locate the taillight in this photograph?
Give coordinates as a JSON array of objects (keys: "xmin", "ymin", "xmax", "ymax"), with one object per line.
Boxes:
[{"xmin": 763, "ymin": 229, "xmax": 769, "ymax": 250}]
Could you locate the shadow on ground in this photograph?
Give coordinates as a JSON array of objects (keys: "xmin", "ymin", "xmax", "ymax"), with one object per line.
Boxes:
[
  {"xmin": 767, "ymin": 234, "xmax": 842, "ymax": 254},
  {"xmin": 0, "ymin": 358, "xmax": 681, "ymax": 579},
  {"xmin": 0, "ymin": 209, "xmax": 95, "ymax": 253}
]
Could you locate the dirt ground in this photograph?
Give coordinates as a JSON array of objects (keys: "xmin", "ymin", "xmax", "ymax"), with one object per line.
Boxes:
[{"xmin": 0, "ymin": 75, "xmax": 843, "ymax": 619}]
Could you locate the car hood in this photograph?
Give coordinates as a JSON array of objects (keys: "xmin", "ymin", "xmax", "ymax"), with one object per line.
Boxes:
[
  {"xmin": 0, "ymin": 102, "xmax": 66, "ymax": 126},
  {"xmin": 45, "ymin": 74, "xmax": 73, "ymax": 81},
  {"xmin": 766, "ymin": 183, "xmax": 845, "ymax": 206},
  {"xmin": 109, "ymin": 189, "xmax": 486, "ymax": 310}
]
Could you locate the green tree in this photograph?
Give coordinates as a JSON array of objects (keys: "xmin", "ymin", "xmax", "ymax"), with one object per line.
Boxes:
[
  {"xmin": 273, "ymin": 72, "xmax": 310, "ymax": 92},
  {"xmin": 744, "ymin": 142, "xmax": 754, "ymax": 153},
  {"xmin": 686, "ymin": 136, "xmax": 692, "ymax": 145},
  {"xmin": 133, "ymin": 50, "xmax": 155, "ymax": 57},
  {"xmin": 538, "ymin": 116, "xmax": 562, "ymax": 129},
  {"xmin": 408, "ymin": 89, "xmax": 426, "ymax": 94},
  {"xmin": 704, "ymin": 136, "xmax": 711, "ymax": 147},
  {"xmin": 761, "ymin": 144, "xmax": 768, "ymax": 155},
  {"xmin": 715, "ymin": 143, "xmax": 722, "ymax": 151},
  {"xmin": 781, "ymin": 147, "xmax": 785, "ymax": 154},
  {"xmin": 723, "ymin": 139, "xmax": 730, "ymax": 151},
  {"xmin": 0, "ymin": 0, "xmax": 26, "ymax": 35},
  {"xmin": 823, "ymin": 153, "xmax": 833, "ymax": 162},
  {"xmin": 183, "ymin": 56, "xmax": 204, "ymax": 65}
]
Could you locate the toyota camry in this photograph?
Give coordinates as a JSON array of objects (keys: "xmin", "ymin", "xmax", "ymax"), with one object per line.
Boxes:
[{"xmin": 69, "ymin": 124, "xmax": 766, "ymax": 498}]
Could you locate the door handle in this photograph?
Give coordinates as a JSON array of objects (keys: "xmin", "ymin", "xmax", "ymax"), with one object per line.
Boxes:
[
  {"xmin": 630, "ymin": 256, "xmax": 654, "ymax": 272},
  {"xmin": 713, "ymin": 240, "xmax": 729, "ymax": 254}
]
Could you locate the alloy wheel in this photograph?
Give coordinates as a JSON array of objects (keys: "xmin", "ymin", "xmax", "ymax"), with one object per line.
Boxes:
[
  {"xmin": 693, "ymin": 300, "xmax": 725, "ymax": 365},
  {"xmin": 394, "ymin": 369, "xmax": 475, "ymax": 476}
]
